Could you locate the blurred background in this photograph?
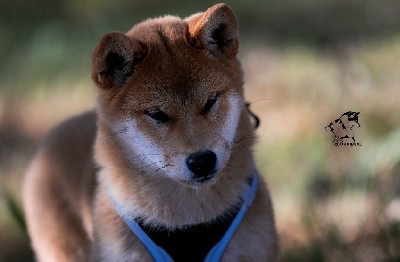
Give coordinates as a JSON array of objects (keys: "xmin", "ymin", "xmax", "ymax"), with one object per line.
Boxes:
[{"xmin": 1, "ymin": 0, "xmax": 400, "ymax": 261}]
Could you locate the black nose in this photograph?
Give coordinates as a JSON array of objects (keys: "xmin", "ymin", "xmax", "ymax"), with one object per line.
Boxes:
[{"xmin": 186, "ymin": 150, "xmax": 217, "ymax": 180}]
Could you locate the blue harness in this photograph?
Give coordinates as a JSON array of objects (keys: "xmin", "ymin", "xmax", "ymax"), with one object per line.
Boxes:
[{"xmin": 114, "ymin": 174, "xmax": 258, "ymax": 262}]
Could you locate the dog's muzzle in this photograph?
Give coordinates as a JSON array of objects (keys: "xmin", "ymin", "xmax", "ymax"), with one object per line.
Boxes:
[{"xmin": 186, "ymin": 150, "xmax": 217, "ymax": 182}]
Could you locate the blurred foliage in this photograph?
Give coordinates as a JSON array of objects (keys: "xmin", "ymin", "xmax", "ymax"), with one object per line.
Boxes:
[
  {"xmin": 1, "ymin": 0, "xmax": 400, "ymax": 96},
  {"xmin": 4, "ymin": 191, "xmax": 27, "ymax": 235},
  {"xmin": 1, "ymin": 0, "xmax": 400, "ymax": 261}
]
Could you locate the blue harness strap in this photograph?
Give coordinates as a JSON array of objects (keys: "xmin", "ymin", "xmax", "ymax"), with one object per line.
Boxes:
[
  {"xmin": 120, "ymin": 213, "xmax": 174, "ymax": 262},
  {"xmin": 115, "ymin": 174, "xmax": 258, "ymax": 262},
  {"xmin": 204, "ymin": 174, "xmax": 258, "ymax": 261}
]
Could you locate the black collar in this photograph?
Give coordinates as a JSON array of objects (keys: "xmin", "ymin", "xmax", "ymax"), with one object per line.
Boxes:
[{"xmin": 135, "ymin": 202, "xmax": 241, "ymax": 262}]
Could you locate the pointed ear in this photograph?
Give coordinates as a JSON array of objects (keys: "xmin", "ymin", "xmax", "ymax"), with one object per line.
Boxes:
[
  {"xmin": 186, "ymin": 3, "xmax": 238, "ymax": 58},
  {"xmin": 91, "ymin": 32, "xmax": 147, "ymax": 89}
]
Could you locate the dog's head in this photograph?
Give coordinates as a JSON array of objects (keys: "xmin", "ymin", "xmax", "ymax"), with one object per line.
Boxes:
[{"xmin": 92, "ymin": 4, "xmax": 251, "ymax": 187}]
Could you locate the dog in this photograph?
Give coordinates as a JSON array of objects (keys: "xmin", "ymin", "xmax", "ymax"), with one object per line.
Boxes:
[{"xmin": 23, "ymin": 3, "xmax": 278, "ymax": 261}]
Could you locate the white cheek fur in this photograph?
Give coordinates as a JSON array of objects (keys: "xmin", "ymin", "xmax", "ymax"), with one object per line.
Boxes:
[
  {"xmin": 213, "ymin": 95, "xmax": 242, "ymax": 172},
  {"xmin": 220, "ymin": 95, "xmax": 242, "ymax": 147},
  {"xmin": 112, "ymin": 120, "xmax": 166, "ymax": 171}
]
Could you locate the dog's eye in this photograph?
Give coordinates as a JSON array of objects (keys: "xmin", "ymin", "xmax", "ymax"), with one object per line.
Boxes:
[
  {"xmin": 145, "ymin": 109, "xmax": 170, "ymax": 123},
  {"xmin": 202, "ymin": 95, "xmax": 218, "ymax": 114}
]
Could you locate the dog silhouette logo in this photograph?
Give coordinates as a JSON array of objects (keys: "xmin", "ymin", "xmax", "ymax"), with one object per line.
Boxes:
[{"xmin": 325, "ymin": 111, "xmax": 362, "ymax": 147}]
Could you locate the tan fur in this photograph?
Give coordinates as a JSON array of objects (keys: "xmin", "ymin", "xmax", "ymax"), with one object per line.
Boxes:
[
  {"xmin": 24, "ymin": 3, "xmax": 278, "ymax": 261},
  {"xmin": 23, "ymin": 112, "xmax": 96, "ymax": 262}
]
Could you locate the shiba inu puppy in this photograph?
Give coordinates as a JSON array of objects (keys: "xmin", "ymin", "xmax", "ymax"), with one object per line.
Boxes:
[{"xmin": 23, "ymin": 3, "xmax": 278, "ymax": 261}]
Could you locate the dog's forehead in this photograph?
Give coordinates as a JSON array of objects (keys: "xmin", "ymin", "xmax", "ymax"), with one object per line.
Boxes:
[
  {"xmin": 126, "ymin": 17, "xmax": 233, "ymax": 97},
  {"xmin": 127, "ymin": 16, "xmax": 188, "ymax": 53},
  {"xmin": 132, "ymin": 70, "xmax": 230, "ymax": 109}
]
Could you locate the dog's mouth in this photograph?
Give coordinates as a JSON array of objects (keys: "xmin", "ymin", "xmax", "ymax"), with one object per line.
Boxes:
[
  {"xmin": 176, "ymin": 172, "xmax": 218, "ymax": 187},
  {"xmin": 193, "ymin": 173, "xmax": 215, "ymax": 183}
]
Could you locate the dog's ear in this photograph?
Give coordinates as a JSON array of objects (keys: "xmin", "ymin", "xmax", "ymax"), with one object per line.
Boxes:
[
  {"xmin": 92, "ymin": 32, "xmax": 147, "ymax": 89},
  {"xmin": 186, "ymin": 3, "xmax": 238, "ymax": 58}
]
